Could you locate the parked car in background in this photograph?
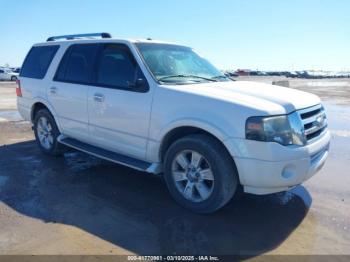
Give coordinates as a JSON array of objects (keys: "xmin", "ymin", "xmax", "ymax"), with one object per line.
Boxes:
[
  {"xmin": 248, "ymin": 71, "xmax": 259, "ymax": 76},
  {"xmin": 286, "ymin": 71, "xmax": 298, "ymax": 78},
  {"xmin": 295, "ymin": 71, "xmax": 309, "ymax": 78},
  {"xmin": 249, "ymin": 70, "xmax": 268, "ymax": 76},
  {"xmin": 266, "ymin": 71, "xmax": 283, "ymax": 76},
  {"xmin": 12, "ymin": 67, "xmax": 21, "ymax": 74},
  {"xmin": 0, "ymin": 68, "xmax": 19, "ymax": 81}
]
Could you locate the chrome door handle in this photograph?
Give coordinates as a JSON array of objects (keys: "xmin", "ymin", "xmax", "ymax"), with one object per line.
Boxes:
[
  {"xmin": 93, "ymin": 93, "xmax": 104, "ymax": 102},
  {"xmin": 50, "ymin": 86, "xmax": 57, "ymax": 94}
]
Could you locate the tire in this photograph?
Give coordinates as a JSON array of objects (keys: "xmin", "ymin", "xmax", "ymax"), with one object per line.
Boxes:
[
  {"xmin": 33, "ymin": 109, "xmax": 64, "ymax": 156},
  {"xmin": 11, "ymin": 76, "xmax": 17, "ymax": 81},
  {"xmin": 163, "ymin": 134, "xmax": 238, "ymax": 214}
]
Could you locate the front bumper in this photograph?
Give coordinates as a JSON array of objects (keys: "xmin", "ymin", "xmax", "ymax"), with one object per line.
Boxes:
[{"xmin": 224, "ymin": 130, "xmax": 331, "ymax": 195}]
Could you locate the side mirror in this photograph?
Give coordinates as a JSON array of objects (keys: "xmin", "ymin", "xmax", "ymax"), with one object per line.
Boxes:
[{"xmin": 129, "ymin": 78, "xmax": 148, "ymax": 92}]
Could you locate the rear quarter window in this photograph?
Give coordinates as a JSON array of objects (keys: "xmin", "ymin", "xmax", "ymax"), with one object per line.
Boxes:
[{"xmin": 20, "ymin": 45, "xmax": 59, "ymax": 79}]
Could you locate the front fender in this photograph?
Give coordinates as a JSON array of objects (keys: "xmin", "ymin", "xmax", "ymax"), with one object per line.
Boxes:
[
  {"xmin": 146, "ymin": 118, "xmax": 231, "ymax": 163},
  {"xmin": 155, "ymin": 118, "xmax": 230, "ymax": 142}
]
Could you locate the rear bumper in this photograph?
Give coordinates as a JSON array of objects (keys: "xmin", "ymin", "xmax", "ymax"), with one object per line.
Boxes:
[{"xmin": 224, "ymin": 130, "xmax": 331, "ymax": 195}]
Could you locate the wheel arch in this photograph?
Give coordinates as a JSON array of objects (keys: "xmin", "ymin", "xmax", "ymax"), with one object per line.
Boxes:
[
  {"xmin": 156, "ymin": 120, "xmax": 242, "ymax": 185},
  {"xmin": 159, "ymin": 125, "xmax": 231, "ymax": 163},
  {"xmin": 31, "ymin": 102, "xmax": 48, "ymax": 122},
  {"xmin": 30, "ymin": 100, "xmax": 62, "ymax": 132}
]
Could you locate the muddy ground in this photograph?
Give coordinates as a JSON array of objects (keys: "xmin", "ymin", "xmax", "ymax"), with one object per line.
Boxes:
[{"xmin": 0, "ymin": 79, "xmax": 349, "ymax": 257}]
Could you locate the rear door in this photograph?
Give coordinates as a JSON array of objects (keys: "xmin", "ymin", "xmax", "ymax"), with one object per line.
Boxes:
[
  {"xmin": 87, "ymin": 43, "xmax": 153, "ymax": 160},
  {"xmin": 49, "ymin": 43, "xmax": 99, "ymax": 142}
]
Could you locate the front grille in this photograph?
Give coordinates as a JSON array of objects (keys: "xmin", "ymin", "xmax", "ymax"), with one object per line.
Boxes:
[
  {"xmin": 298, "ymin": 104, "xmax": 327, "ymax": 143},
  {"xmin": 300, "ymin": 108, "xmax": 322, "ymax": 120}
]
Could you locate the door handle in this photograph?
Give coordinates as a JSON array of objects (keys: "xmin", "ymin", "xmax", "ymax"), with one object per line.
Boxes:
[
  {"xmin": 93, "ymin": 93, "xmax": 104, "ymax": 102},
  {"xmin": 50, "ymin": 86, "xmax": 57, "ymax": 94}
]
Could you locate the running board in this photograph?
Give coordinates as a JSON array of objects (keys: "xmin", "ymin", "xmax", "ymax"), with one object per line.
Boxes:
[{"xmin": 57, "ymin": 135, "xmax": 162, "ymax": 174}]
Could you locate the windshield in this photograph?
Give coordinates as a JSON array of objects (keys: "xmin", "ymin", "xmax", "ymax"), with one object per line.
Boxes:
[{"xmin": 135, "ymin": 43, "xmax": 230, "ymax": 84}]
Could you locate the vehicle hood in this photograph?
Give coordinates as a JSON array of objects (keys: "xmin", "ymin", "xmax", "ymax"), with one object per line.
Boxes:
[{"xmin": 172, "ymin": 81, "xmax": 321, "ymax": 115}]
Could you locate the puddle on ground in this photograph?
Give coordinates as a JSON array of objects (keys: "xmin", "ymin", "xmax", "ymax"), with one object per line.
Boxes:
[
  {"xmin": 304, "ymin": 81, "xmax": 350, "ymax": 87},
  {"xmin": 64, "ymin": 151, "xmax": 103, "ymax": 173},
  {"xmin": 323, "ymin": 102, "xmax": 350, "ymax": 137},
  {"xmin": 16, "ymin": 156, "xmax": 42, "ymax": 164}
]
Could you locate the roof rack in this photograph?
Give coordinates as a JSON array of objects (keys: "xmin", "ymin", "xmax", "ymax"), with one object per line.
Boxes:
[{"xmin": 46, "ymin": 32, "xmax": 112, "ymax": 42}]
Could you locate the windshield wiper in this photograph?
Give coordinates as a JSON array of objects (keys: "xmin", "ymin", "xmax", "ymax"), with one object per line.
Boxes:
[
  {"xmin": 211, "ymin": 75, "xmax": 235, "ymax": 81},
  {"xmin": 158, "ymin": 74, "xmax": 218, "ymax": 82},
  {"xmin": 211, "ymin": 75, "xmax": 229, "ymax": 80}
]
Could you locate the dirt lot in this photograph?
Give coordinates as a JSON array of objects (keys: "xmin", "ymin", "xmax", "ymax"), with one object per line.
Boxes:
[{"xmin": 0, "ymin": 79, "xmax": 349, "ymax": 257}]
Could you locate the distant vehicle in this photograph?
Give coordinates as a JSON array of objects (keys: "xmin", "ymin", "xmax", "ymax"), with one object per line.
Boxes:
[
  {"xmin": 286, "ymin": 71, "xmax": 298, "ymax": 78},
  {"xmin": 334, "ymin": 72, "xmax": 350, "ymax": 78},
  {"xmin": 12, "ymin": 68, "xmax": 21, "ymax": 73},
  {"xmin": 257, "ymin": 71, "xmax": 268, "ymax": 76},
  {"xmin": 249, "ymin": 71, "xmax": 259, "ymax": 76},
  {"xmin": 0, "ymin": 68, "xmax": 19, "ymax": 81},
  {"xmin": 17, "ymin": 33, "xmax": 330, "ymax": 213},
  {"xmin": 249, "ymin": 71, "xmax": 268, "ymax": 76},
  {"xmin": 306, "ymin": 71, "xmax": 331, "ymax": 79},
  {"xmin": 295, "ymin": 71, "xmax": 310, "ymax": 78},
  {"xmin": 266, "ymin": 71, "xmax": 283, "ymax": 76}
]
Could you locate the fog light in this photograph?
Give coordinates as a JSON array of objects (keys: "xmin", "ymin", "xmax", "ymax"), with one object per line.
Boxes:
[{"xmin": 281, "ymin": 165, "xmax": 296, "ymax": 179}]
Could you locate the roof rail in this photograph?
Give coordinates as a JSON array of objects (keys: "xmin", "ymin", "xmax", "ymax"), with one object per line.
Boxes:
[{"xmin": 46, "ymin": 32, "xmax": 112, "ymax": 42}]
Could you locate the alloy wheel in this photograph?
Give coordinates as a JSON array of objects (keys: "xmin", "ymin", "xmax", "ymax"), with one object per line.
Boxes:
[{"xmin": 171, "ymin": 150, "xmax": 214, "ymax": 202}]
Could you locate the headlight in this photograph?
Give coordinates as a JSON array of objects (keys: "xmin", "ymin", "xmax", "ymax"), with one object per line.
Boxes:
[{"xmin": 245, "ymin": 112, "xmax": 306, "ymax": 146}]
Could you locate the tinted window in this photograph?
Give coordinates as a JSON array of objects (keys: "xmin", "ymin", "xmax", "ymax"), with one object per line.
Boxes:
[
  {"xmin": 0, "ymin": 69, "xmax": 4, "ymax": 73},
  {"xmin": 20, "ymin": 45, "xmax": 59, "ymax": 79},
  {"xmin": 55, "ymin": 44, "xmax": 99, "ymax": 84},
  {"xmin": 95, "ymin": 44, "xmax": 139, "ymax": 88}
]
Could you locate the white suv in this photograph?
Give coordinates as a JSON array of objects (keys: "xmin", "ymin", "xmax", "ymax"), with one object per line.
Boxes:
[{"xmin": 17, "ymin": 33, "xmax": 330, "ymax": 213}]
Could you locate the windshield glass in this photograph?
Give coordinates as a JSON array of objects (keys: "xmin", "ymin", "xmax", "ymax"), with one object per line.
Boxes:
[{"xmin": 135, "ymin": 43, "xmax": 230, "ymax": 84}]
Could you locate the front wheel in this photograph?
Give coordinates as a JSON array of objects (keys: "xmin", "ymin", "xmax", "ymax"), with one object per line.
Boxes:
[
  {"xmin": 33, "ymin": 109, "xmax": 64, "ymax": 156},
  {"xmin": 11, "ymin": 76, "xmax": 17, "ymax": 81},
  {"xmin": 164, "ymin": 134, "xmax": 238, "ymax": 214}
]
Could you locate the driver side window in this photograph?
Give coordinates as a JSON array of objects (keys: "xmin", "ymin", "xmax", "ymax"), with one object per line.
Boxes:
[{"xmin": 95, "ymin": 44, "xmax": 142, "ymax": 89}]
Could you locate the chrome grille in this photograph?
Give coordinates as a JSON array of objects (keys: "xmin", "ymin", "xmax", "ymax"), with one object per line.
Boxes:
[{"xmin": 298, "ymin": 104, "xmax": 327, "ymax": 142}]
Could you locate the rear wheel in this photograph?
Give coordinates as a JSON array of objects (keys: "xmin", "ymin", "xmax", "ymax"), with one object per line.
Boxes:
[
  {"xmin": 164, "ymin": 134, "xmax": 238, "ymax": 213},
  {"xmin": 33, "ymin": 109, "xmax": 64, "ymax": 156},
  {"xmin": 11, "ymin": 76, "xmax": 17, "ymax": 81}
]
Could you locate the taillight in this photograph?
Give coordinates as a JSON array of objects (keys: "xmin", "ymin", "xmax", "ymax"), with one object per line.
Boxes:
[{"xmin": 16, "ymin": 79, "xmax": 22, "ymax": 97}]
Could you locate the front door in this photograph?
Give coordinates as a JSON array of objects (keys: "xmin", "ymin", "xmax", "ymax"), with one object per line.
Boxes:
[{"xmin": 88, "ymin": 43, "xmax": 153, "ymax": 160}]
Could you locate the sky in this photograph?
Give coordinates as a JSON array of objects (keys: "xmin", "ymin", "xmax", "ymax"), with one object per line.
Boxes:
[{"xmin": 1, "ymin": 0, "xmax": 349, "ymax": 71}]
